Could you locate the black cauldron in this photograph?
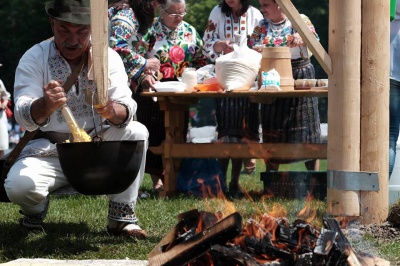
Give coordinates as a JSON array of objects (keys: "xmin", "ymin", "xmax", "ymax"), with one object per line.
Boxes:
[{"xmin": 56, "ymin": 140, "xmax": 144, "ymax": 195}]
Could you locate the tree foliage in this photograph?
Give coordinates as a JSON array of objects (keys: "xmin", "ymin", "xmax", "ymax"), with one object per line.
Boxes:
[{"xmin": 0, "ymin": 0, "xmax": 53, "ymax": 94}]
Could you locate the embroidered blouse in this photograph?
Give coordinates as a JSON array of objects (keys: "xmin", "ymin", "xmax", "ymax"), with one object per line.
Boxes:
[
  {"xmin": 249, "ymin": 14, "xmax": 319, "ymax": 60},
  {"xmin": 108, "ymin": 6, "xmax": 147, "ymax": 83},
  {"xmin": 13, "ymin": 40, "xmax": 135, "ymax": 158},
  {"xmin": 137, "ymin": 17, "xmax": 206, "ymax": 86},
  {"xmin": 202, "ymin": 5, "xmax": 263, "ymax": 62}
]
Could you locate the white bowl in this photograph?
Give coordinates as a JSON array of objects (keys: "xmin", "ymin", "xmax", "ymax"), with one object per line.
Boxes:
[
  {"xmin": 317, "ymin": 79, "xmax": 328, "ymax": 87},
  {"xmin": 153, "ymin": 81, "xmax": 187, "ymax": 92}
]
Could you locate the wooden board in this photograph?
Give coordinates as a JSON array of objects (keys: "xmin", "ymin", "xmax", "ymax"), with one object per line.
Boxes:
[
  {"xmin": 149, "ymin": 143, "xmax": 327, "ymax": 160},
  {"xmin": 90, "ymin": 0, "xmax": 108, "ymax": 107},
  {"xmin": 275, "ymin": 0, "xmax": 332, "ymax": 75}
]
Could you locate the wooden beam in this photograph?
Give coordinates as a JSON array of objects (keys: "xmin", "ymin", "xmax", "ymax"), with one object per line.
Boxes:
[
  {"xmin": 149, "ymin": 143, "xmax": 327, "ymax": 160},
  {"xmin": 90, "ymin": 0, "xmax": 108, "ymax": 107},
  {"xmin": 275, "ymin": 0, "xmax": 332, "ymax": 75}
]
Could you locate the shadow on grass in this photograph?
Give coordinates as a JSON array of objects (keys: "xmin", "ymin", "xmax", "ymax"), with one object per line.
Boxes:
[{"xmin": 0, "ymin": 221, "xmax": 150, "ymax": 261}]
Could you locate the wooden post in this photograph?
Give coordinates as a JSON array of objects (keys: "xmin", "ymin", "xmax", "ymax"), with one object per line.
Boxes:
[
  {"xmin": 360, "ymin": 0, "xmax": 390, "ymax": 224},
  {"xmin": 327, "ymin": 0, "xmax": 362, "ymax": 216},
  {"xmin": 90, "ymin": 0, "xmax": 108, "ymax": 107}
]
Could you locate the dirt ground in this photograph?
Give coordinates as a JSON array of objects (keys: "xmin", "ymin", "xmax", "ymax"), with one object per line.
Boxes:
[{"xmin": 341, "ymin": 202, "xmax": 400, "ymax": 265}]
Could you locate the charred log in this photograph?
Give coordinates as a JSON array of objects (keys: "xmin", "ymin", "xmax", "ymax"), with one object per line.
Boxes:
[
  {"xmin": 208, "ymin": 244, "xmax": 262, "ymax": 266},
  {"xmin": 244, "ymin": 235, "xmax": 298, "ymax": 262},
  {"xmin": 149, "ymin": 212, "xmax": 242, "ymax": 266}
]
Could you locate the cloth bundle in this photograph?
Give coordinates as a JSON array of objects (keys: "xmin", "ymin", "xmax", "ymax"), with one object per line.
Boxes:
[{"xmin": 215, "ymin": 43, "xmax": 262, "ymax": 91}]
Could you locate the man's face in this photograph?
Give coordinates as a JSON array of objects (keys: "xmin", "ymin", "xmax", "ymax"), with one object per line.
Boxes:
[{"xmin": 50, "ymin": 18, "xmax": 91, "ymax": 61}]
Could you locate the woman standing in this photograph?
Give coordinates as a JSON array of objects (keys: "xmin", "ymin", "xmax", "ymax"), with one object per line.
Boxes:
[
  {"xmin": 202, "ymin": 0, "xmax": 263, "ymax": 195},
  {"xmin": 108, "ymin": 0, "xmax": 163, "ymax": 191},
  {"xmin": 136, "ymin": 0, "xmax": 207, "ymax": 192},
  {"xmin": 0, "ymin": 64, "xmax": 11, "ymax": 159},
  {"xmin": 249, "ymin": 0, "xmax": 321, "ymax": 176}
]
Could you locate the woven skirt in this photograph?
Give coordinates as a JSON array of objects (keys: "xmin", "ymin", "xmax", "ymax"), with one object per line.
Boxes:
[
  {"xmin": 260, "ymin": 59, "xmax": 321, "ymax": 143},
  {"xmin": 215, "ymin": 97, "xmax": 260, "ymax": 141}
]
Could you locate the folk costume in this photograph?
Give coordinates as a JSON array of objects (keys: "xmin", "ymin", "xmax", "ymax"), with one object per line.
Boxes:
[
  {"xmin": 7, "ymin": 36, "xmax": 148, "ymax": 232},
  {"xmin": 135, "ymin": 17, "xmax": 207, "ymax": 176},
  {"xmin": 249, "ymin": 15, "xmax": 321, "ymax": 155}
]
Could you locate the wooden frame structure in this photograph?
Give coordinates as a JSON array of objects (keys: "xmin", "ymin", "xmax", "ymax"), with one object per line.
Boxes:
[
  {"xmin": 90, "ymin": 0, "xmax": 390, "ymax": 224},
  {"xmin": 276, "ymin": 0, "xmax": 389, "ymax": 224}
]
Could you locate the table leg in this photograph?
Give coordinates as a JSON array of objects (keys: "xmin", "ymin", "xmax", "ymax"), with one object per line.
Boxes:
[{"xmin": 158, "ymin": 98, "xmax": 187, "ymax": 197}]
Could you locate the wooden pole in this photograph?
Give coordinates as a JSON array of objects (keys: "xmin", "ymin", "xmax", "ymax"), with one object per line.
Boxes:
[
  {"xmin": 360, "ymin": 0, "xmax": 389, "ymax": 224},
  {"xmin": 90, "ymin": 0, "xmax": 108, "ymax": 107},
  {"xmin": 327, "ymin": 0, "xmax": 362, "ymax": 216},
  {"xmin": 275, "ymin": 0, "xmax": 332, "ymax": 75}
]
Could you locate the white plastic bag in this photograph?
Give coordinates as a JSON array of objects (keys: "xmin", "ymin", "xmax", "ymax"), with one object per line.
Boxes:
[{"xmin": 215, "ymin": 43, "xmax": 262, "ymax": 91}]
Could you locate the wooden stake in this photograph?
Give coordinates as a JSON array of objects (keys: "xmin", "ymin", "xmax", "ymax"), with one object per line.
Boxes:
[
  {"xmin": 275, "ymin": 0, "xmax": 332, "ymax": 75},
  {"xmin": 90, "ymin": 0, "xmax": 108, "ymax": 107}
]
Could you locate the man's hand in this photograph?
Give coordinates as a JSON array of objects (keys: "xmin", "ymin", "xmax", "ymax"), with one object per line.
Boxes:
[
  {"xmin": 31, "ymin": 80, "xmax": 67, "ymax": 125},
  {"xmin": 43, "ymin": 80, "xmax": 67, "ymax": 112},
  {"xmin": 95, "ymin": 98, "xmax": 127, "ymax": 125}
]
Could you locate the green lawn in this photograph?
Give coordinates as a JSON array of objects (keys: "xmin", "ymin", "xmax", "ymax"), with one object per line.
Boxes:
[{"xmin": 0, "ymin": 159, "xmax": 397, "ymax": 264}]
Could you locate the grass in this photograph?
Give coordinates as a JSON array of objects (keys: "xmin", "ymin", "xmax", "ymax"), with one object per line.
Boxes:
[{"xmin": 0, "ymin": 159, "xmax": 396, "ymax": 264}]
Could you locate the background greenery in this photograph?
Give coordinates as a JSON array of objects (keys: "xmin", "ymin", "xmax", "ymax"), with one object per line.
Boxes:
[{"xmin": 0, "ymin": 0, "xmax": 329, "ymax": 123}]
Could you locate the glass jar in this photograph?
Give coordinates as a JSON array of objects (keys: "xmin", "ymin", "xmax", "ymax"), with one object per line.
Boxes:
[{"xmin": 181, "ymin": 68, "xmax": 197, "ymax": 91}]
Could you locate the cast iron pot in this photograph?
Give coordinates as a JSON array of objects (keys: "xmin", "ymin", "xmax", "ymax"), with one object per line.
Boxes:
[{"xmin": 56, "ymin": 140, "xmax": 144, "ymax": 195}]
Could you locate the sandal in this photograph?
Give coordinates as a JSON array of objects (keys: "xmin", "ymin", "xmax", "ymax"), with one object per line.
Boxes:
[{"xmin": 107, "ymin": 221, "xmax": 147, "ymax": 239}]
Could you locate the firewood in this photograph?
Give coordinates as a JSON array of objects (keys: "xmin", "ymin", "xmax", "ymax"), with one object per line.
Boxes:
[
  {"xmin": 244, "ymin": 235, "xmax": 298, "ymax": 262},
  {"xmin": 148, "ymin": 212, "xmax": 242, "ymax": 266},
  {"xmin": 313, "ymin": 229, "xmax": 337, "ymax": 256},
  {"xmin": 323, "ymin": 218, "xmax": 363, "ymax": 266},
  {"xmin": 209, "ymin": 244, "xmax": 262, "ymax": 266}
]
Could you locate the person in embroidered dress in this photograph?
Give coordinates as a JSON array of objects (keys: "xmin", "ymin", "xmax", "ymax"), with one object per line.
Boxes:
[
  {"xmin": 108, "ymin": 0, "xmax": 164, "ymax": 191},
  {"xmin": 249, "ymin": 0, "xmax": 321, "ymax": 183},
  {"xmin": 202, "ymin": 0, "xmax": 263, "ymax": 195},
  {"xmin": 4, "ymin": 0, "xmax": 149, "ymax": 238},
  {"xmin": 135, "ymin": 0, "xmax": 207, "ymax": 193},
  {"xmin": 0, "ymin": 63, "xmax": 11, "ymax": 159}
]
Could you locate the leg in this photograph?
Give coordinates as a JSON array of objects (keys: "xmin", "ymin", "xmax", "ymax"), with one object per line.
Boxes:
[
  {"xmin": 389, "ymin": 79, "xmax": 400, "ymax": 178},
  {"xmin": 265, "ymin": 160, "xmax": 279, "ymax": 171},
  {"xmin": 305, "ymin": 159, "xmax": 320, "ymax": 171},
  {"xmin": 242, "ymin": 158, "xmax": 256, "ymax": 174},
  {"xmin": 151, "ymin": 174, "xmax": 164, "ymax": 192},
  {"xmin": 5, "ymin": 156, "xmax": 69, "ymax": 230},
  {"xmin": 103, "ymin": 121, "xmax": 149, "ymax": 238},
  {"xmin": 229, "ymin": 158, "xmax": 243, "ymax": 194},
  {"xmin": 218, "ymin": 158, "xmax": 229, "ymax": 182}
]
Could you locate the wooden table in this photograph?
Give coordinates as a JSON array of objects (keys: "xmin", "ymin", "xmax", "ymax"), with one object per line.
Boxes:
[{"xmin": 141, "ymin": 88, "xmax": 328, "ymax": 197}]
